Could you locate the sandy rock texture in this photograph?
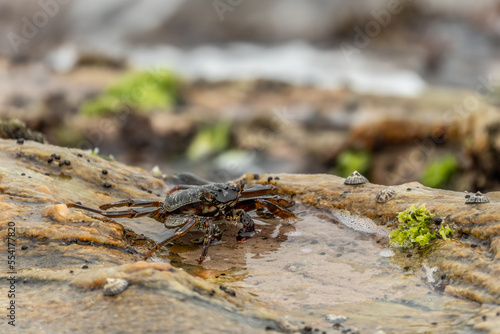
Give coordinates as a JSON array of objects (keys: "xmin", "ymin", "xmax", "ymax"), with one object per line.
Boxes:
[
  {"xmin": 244, "ymin": 172, "xmax": 500, "ymax": 333},
  {"xmin": 0, "ymin": 139, "xmax": 330, "ymax": 333}
]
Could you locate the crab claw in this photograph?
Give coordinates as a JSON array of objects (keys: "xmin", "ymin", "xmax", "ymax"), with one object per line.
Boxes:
[{"xmin": 236, "ymin": 228, "xmax": 255, "ymax": 242}]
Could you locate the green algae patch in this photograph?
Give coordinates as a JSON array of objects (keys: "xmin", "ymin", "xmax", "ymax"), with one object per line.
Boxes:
[
  {"xmin": 334, "ymin": 150, "xmax": 371, "ymax": 178},
  {"xmin": 420, "ymin": 154, "xmax": 459, "ymax": 188},
  {"xmin": 187, "ymin": 121, "xmax": 232, "ymax": 161},
  {"xmin": 81, "ymin": 69, "xmax": 179, "ymax": 116},
  {"xmin": 390, "ymin": 204, "xmax": 454, "ymax": 248}
]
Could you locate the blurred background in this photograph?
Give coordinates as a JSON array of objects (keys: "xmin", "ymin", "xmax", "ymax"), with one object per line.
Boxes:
[{"xmin": 1, "ymin": 0, "xmax": 500, "ymax": 191}]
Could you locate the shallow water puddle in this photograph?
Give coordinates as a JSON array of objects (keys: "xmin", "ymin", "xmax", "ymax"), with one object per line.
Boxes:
[{"xmin": 227, "ymin": 211, "xmax": 481, "ymax": 333}]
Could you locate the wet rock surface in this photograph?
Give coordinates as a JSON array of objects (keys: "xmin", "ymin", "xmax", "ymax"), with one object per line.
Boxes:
[
  {"xmin": 0, "ymin": 139, "xmax": 334, "ymax": 333},
  {"xmin": 244, "ymin": 172, "xmax": 500, "ymax": 333},
  {"xmin": 2, "ymin": 138, "xmax": 500, "ymax": 333}
]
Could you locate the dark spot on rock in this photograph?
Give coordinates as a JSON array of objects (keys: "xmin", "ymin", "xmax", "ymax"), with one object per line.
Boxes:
[
  {"xmin": 319, "ymin": 252, "xmax": 326, "ymax": 255},
  {"xmin": 44, "ymin": 173, "xmax": 50, "ymax": 176},
  {"xmin": 441, "ymin": 274, "xmax": 446, "ymax": 280},
  {"xmin": 302, "ymin": 326, "xmax": 313, "ymax": 333},
  {"xmin": 17, "ymin": 138, "xmax": 24, "ymax": 144},
  {"xmin": 140, "ymin": 186, "xmax": 147, "ymax": 191},
  {"xmin": 51, "ymin": 153, "xmax": 61, "ymax": 160},
  {"xmin": 465, "ymin": 194, "xmax": 470, "ymax": 198},
  {"xmin": 253, "ymin": 173, "xmax": 259, "ymax": 180},
  {"xmin": 77, "ymin": 153, "xmax": 83, "ymax": 157},
  {"xmin": 147, "ymin": 190, "xmax": 152, "ymax": 194},
  {"xmin": 102, "ymin": 169, "xmax": 108, "ymax": 175},
  {"xmin": 82, "ymin": 265, "xmax": 89, "ymax": 269},
  {"xmin": 47, "ymin": 157, "xmax": 53, "ymax": 163},
  {"xmin": 21, "ymin": 173, "xmax": 25, "ymax": 176},
  {"xmin": 103, "ymin": 182, "xmax": 112, "ymax": 188},
  {"xmin": 406, "ymin": 254, "xmax": 412, "ymax": 258},
  {"xmin": 267, "ymin": 176, "xmax": 273, "ymax": 182},
  {"xmin": 21, "ymin": 245, "xmax": 28, "ymax": 250},
  {"xmin": 310, "ymin": 240, "xmax": 318, "ymax": 245},
  {"xmin": 471, "ymin": 244, "xmax": 478, "ymax": 248},
  {"xmin": 431, "ymin": 322, "xmax": 438, "ymax": 326},
  {"xmin": 482, "ymin": 315, "xmax": 487, "ymax": 321},
  {"xmin": 407, "ymin": 188, "xmax": 411, "ymax": 191},
  {"xmin": 28, "ymin": 176, "xmax": 31, "ymax": 178},
  {"xmin": 274, "ymin": 176, "xmax": 280, "ymax": 180},
  {"xmin": 219, "ymin": 285, "xmax": 236, "ymax": 297},
  {"xmin": 59, "ymin": 160, "xmax": 71, "ymax": 167},
  {"xmin": 70, "ymin": 270, "xmax": 74, "ymax": 274},
  {"xmin": 87, "ymin": 159, "xmax": 90, "ymax": 162}
]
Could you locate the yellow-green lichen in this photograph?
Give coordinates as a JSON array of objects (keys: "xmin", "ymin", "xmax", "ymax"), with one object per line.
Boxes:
[{"xmin": 390, "ymin": 204, "xmax": 454, "ymax": 248}]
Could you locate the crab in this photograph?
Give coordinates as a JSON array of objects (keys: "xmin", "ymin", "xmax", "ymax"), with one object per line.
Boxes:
[{"xmin": 67, "ymin": 181, "xmax": 295, "ymax": 263}]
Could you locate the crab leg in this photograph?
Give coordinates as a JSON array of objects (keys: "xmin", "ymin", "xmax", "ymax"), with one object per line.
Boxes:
[
  {"xmin": 235, "ymin": 199, "xmax": 295, "ymax": 219},
  {"xmin": 165, "ymin": 185, "xmax": 196, "ymax": 195},
  {"xmin": 143, "ymin": 215, "xmax": 202, "ymax": 260},
  {"xmin": 67, "ymin": 203, "xmax": 160, "ymax": 219},
  {"xmin": 99, "ymin": 198, "xmax": 162, "ymax": 210},
  {"xmin": 199, "ymin": 219, "xmax": 217, "ymax": 264},
  {"xmin": 239, "ymin": 184, "xmax": 276, "ymax": 198}
]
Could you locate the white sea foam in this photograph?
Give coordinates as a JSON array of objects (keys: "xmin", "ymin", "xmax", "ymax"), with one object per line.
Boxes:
[{"xmin": 330, "ymin": 210, "xmax": 390, "ymax": 237}]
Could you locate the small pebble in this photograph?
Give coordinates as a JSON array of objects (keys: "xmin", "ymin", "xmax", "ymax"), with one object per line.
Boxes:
[
  {"xmin": 433, "ymin": 217, "xmax": 443, "ymax": 224},
  {"xmin": 44, "ymin": 173, "xmax": 50, "ymax": 176},
  {"xmin": 147, "ymin": 190, "xmax": 152, "ymax": 194},
  {"xmin": 16, "ymin": 138, "xmax": 24, "ymax": 144},
  {"xmin": 103, "ymin": 182, "xmax": 112, "ymax": 188},
  {"xmin": 70, "ymin": 270, "xmax": 74, "ymax": 274},
  {"xmin": 51, "ymin": 153, "xmax": 61, "ymax": 160},
  {"xmin": 253, "ymin": 173, "xmax": 259, "ymax": 180},
  {"xmin": 21, "ymin": 245, "xmax": 28, "ymax": 250},
  {"xmin": 465, "ymin": 195, "xmax": 470, "ymax": 198},
  {"xmin": 482, "ymin": 315, "xmax": 487, "ymax": 321},
  {"xmin": 267, "ymin": 176, "xmax": 273, "ymax": 182},
  {"xmin": 43, "ymin": 204, "xmax": 70, "ymax": 222},
  {"xmin": 82, "ymin": 265, "xmax": 89, "ymax": 269},
  {"xmin": 21, "ymin": 173, "xmax": 25, "ymax": 176},
  {"xmin": 77, "ymin": 153, "xmax": 83, "ymax": 157},
  {"xmin": 324, "ymin": 314, "xmax": 348, "ymax": 324},
  {"xmin": 274, "ymin": 176, "xmax": 280, "ymax": 180},
  {"xmin": 102, "ymin": 169, "xmax": 108, "ymax": 175}
]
